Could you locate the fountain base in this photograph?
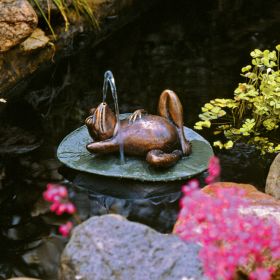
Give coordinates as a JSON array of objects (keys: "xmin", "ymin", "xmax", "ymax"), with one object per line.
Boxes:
[{"xmin": 57, "ymin": 114, "xmax": 213, "ymax": 232}]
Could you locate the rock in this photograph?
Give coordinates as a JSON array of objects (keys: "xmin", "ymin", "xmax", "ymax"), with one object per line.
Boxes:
[
  {"xmin": 90, "ymin": 0, "xmax": 135, "ymax": 20},
  {"xmin": 31, "ymin": 197, "xmax": 51, "ymax": 217},
  {"xmin": 202, "ymin": 182, "xmax": 280, "ymax": 224},
  {"xmin": 0, "ymin": 0, "xmax": 156, "ymax": 95},
  {"xmin": 7, "ymin": 278, "xmax": 41, "ymax": 280},
  {"xmin": 0, "ymin": 42, "xmax": 55, "ymax": 94},
  {"xmin": 21, "ymin": 236, "xmax": 66, "ymax": 280},
  {"xmin": 0, "ymin": 100, "xmax": 43, "ymax": 154},
  {"xmin": 0, "ymin": 0, "xmax": 38, "ymax": 52},
  {"xmin": 266, "ymin": 153, "xmax": 280, "ymax": 199},
  {"xmin": 59, "ymin": 214, "xmax": 205, "ymax": 280},
  {"xmin": 20, "ymin": 28, "xmax": 50, "ymax": 52}
]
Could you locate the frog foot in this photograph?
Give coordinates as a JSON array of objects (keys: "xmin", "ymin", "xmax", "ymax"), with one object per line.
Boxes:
[
  {"xmin": 158, "ymin": 90, "xmax": 192, "ymax": 155},
  {"xmin": 128, "ymin": 109, "xmax": 147, "ymax": 123},
  {"xmin": 146, "ymin": 149, "xmax": 182, "ymax": 168}
]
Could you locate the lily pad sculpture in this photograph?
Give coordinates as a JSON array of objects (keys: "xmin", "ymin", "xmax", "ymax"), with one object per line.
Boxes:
[{"xmin": 57, "ymin": 71, "xmax": 213, "ymax": 181}]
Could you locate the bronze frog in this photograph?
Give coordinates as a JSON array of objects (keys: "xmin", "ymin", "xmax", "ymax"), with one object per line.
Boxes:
[{"xmin": 85, "ymin": 90, "xmax": 191, "ymax": 168}]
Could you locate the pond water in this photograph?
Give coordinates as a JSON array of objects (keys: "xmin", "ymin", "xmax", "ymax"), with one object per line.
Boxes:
[
  {"xmin": 1, "ymin": 0, "xmax": 280, "ymax": 278},
  {"xmin": 23, "ymin": 0, "xmax": 278, "ymax": 186}
]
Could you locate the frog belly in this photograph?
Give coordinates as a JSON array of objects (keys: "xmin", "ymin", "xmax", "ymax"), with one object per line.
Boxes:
[{"xmin": 120, "ymin": 115, "xmax": 180, "ymax": 156}]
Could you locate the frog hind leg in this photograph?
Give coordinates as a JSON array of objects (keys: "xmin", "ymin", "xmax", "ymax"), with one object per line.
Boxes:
[
  {"xmin": 158, "ymin": 89, "xmax": 191, "ymax": 155},
  {"xmin": 146, "ymin": 149, "xmax": 182, "ymax": 168}
]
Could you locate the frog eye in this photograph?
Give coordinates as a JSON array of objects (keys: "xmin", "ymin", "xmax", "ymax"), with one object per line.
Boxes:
[
  {"xmin": 89, "ymin": 108, "xmax": 96, "ymax": 115},
  {"xmin": 85, "ymin": 115, "xmax": 94, "ymax": 126}
]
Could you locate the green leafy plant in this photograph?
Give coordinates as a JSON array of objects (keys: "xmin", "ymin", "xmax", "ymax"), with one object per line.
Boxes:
[
  {"xmin": 32, "ymin": 0, "xmax": 98, "ymax": 38},
  {"xmin": 194, "ymin": 44, "xmax": 280, "ymax": 154}
]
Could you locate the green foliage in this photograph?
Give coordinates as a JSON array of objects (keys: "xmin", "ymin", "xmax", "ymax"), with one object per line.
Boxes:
[
  {"xmin": 32, "ymin": 0, "xmax": 98, "ymax": 38},
  {"xmin": 72, "ymin": 0, "xmax": 98, "ymax": 27},
  {"xmin": 194, "ymin": 44, "xmax": 280, "ymax": 155}
]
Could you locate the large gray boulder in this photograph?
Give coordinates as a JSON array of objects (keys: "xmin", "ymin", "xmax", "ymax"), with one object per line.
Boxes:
[
  {"xmin": 59, "ymin": 214, "xmax": 204, "ymax": 280},
  {"xmin": 266, "ymin": 153, "xmax": 280, "ymax": 199},
  {"xmin": 0, "ymin": 0, "xmax": 38, "ymax": 52}
]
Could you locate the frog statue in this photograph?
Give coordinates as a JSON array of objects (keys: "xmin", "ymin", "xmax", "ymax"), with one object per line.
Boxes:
[{"xmin": 85, "ymin": 90, "xmax": 192, "ymax": 168}]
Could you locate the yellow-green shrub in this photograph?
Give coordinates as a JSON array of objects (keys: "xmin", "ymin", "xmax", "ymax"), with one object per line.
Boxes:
[{"xmin": 195, "ymin": 44, "xmax": 280, "ymax": 154}]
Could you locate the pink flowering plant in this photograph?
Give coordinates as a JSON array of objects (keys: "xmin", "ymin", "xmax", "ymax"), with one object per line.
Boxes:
[
  {"xmin": 43, "ymin": 183, "xmax": 80, "ymax": 237},
  {"xmin": 205, "ymin": 156, "xmax": 221, "ymax": 184},
  {"xmin": 175, "ymin": 156, "xmax": 280, "ymax": 280}
]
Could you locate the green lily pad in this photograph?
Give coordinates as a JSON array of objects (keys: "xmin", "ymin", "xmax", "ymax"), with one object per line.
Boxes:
[{"xmin": 57, "ymin": 115, "xmax": 213, "ymax": 182}]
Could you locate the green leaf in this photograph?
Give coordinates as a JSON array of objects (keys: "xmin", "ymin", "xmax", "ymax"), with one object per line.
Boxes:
[
  {"xmin": 241, "ymin": 65, "xmax": 252, "ymax": 72},
  {"xmin": 239, "ymin": 119, "xmax": 256, "ymax": 136},
  {"xmin": 224, "ymin": 140, "xmax": 234, "ymax": 149},
  {"xmin": 213, "ymin": 141, "xmax": 223, "ymax": 149},
  {"xmin": 263, "ymin": 118, "xmax": 279, "ymax": 130},
  {"xmin": 250, "ymin": 49, "xmax": 263, "ymax": 58},
  {"xmin": 275, "ymin": 144, "xmax": 280, "ymax": 152}
]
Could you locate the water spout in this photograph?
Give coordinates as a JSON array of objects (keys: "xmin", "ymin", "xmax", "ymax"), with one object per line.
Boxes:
[{"xmin": 103, "ymin": 70, "xmax": 125, "ymax": 164}]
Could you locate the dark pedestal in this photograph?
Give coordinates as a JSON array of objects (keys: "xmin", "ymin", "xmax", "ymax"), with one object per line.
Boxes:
[{"xmin": 61, "ymin": 167, "xmax": 195, "ymax": 232}]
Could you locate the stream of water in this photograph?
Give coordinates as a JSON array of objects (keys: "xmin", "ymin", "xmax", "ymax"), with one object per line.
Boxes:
[{"xmin": 102, "ymin": 70, "xmax": 125, "ymax": 164}]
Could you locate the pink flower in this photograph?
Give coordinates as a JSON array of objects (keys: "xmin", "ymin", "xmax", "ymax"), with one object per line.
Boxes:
[
  {"xmin": 59, "ymin": 221, "xmax": 73, "ymax": 237},
  {"xmin": 43, "ymin": 183, "xmax": 78, "ymax": 237},
  {"xmin": 175, "ymin": 176, "xmax": 280, "ymax": 279},
  {"xmin": 205, "ymin": 156, "xmax": 221, "ymax": 184},
  {"xmin": 65, "ymin": 203, "xmax": 76, "ymax": 214},
  {"xmin": 182, "ymin": 179, "xmax": 199, "ymax": 194},
  {"xmin": 46, "ymin": 183, "xmax": 55, "ymax": 190},
  {"xmin": 54, "ymin": 202, "xmax": 76, "ymax": 215},
  {"xmin": 43, "ymin": 184, "xmax": 72, "ymax": 214},
  {"xmin": 43, "ymin": 184, "xmax": 68, "ymax": 203},
  {"xmin": 57, "ymin": 186, "xmax": 68, "ymax": 198},
  {"xmin": 50, "ymin": 201, "xmax": 60, "ymax": 212},
  {"xmin": 249, "ymin": 268, "xmax": 273, "ymax": 280},
  {"xmin": 56, "ymin": 204, "xmax": 67, "ymax": 215},
  {"xmin": 43, "ymin": 189, "xmax": 55, "ymax": 202}
]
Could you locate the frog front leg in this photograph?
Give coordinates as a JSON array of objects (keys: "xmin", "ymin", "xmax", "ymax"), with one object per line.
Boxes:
[
  {"xmin": 86, "ymin": 138, "xmax": 119, "ymax": 154},
  {"xmin": 146, "ymin": 149, "xmax": 182, "ymax": 168},
  {"xmin": 128, "ymin": 109, "xmax": 147, "ymax": 123}
]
